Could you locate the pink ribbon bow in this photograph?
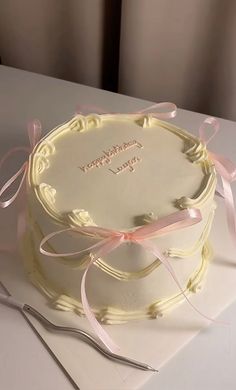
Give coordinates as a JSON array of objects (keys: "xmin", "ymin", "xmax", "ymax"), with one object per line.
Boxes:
[
  {"xmin": 0, "ymin": 102, "xmax": 176, "ymax": 209},
  {"xmin": 40, "ymin": 207, "xmax": 219, "ymax": 353},
  {"xmin": 0, "ymin": 103, "xmax": 175, "ymax": 250},
  {"xmin": 199, "ymin": 117, "xmax": 236, "ymax": 247},
  {"xmin": 0, "ymin": 120, "xmax": 42, "ymax": 253},
  {"xmin": 0, "ymin": 120, "xmax": 42, "ymax": 209}
]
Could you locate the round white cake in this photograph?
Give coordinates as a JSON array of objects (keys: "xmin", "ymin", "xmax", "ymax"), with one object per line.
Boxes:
[{"xmin": 22, "ymin": 114, "xmax": 216, "ymax": 324}]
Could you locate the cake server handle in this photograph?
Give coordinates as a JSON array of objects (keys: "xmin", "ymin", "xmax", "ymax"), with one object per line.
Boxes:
[{"xmin": 0, "ymin": 292, "xmax": 158, "ymax": 372}]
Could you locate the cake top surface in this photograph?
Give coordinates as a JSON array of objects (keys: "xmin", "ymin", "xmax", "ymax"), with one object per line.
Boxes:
[{"xmin": 28, "ymin": 114, "xmax": 214, "ymax": 229}]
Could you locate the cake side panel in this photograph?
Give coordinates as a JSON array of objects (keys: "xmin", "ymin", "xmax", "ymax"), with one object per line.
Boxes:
[{"xmin": 22, "ymin": 190, "xmax": 216, "ymax": 321}]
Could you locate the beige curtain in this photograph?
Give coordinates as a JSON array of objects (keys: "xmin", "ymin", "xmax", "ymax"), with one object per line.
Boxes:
[{"xmin": 1, "ymin": 0, "xmax": 236, "ymax": 120}]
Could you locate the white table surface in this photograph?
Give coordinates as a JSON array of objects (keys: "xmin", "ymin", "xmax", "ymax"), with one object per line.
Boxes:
[{"xmin": 0, "ymin": 65, "xmax": 236, "ymax": 390}]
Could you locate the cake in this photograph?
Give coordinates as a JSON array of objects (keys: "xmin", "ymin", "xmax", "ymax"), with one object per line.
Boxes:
[{"xmin": 22, "ymin": 113, "xmax": 216, "ymax": 325}]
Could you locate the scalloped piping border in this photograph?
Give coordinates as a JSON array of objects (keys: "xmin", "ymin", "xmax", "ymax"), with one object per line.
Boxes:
[
  {"xmin": 21, "ymin": 229, "xmax": 212, "ymax": 324},
  {"xmin": 28, "ymin": 114, "xmax": 216, "ymax": 228}
]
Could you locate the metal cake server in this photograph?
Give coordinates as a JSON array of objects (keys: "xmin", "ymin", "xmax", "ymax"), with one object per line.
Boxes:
[{"xmin": 0, "ymin": 290, "xmax": 158, "ymax": 372}]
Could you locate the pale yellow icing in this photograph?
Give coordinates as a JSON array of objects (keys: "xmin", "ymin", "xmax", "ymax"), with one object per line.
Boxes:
[
  {"xmin": 22, "ymin": 227, "xmax": 212, "ymax": 324},
  {"xmin": 22, "ymin": 114, "xmax": 217, "ymax": 323},
  {"xmin": 29, "ymin": 114, "xmax": 216, "ymax": 227}
]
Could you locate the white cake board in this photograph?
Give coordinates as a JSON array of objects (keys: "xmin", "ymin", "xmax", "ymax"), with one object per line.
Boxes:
[{"xmin": 0, "ymin": 197, "xmax": 236, "ymax": 390}]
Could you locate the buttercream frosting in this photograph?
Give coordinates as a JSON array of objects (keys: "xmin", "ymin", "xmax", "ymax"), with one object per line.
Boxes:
[{"xmin": 22, "ymin": 114, "xmax": 217, "ymax": 323}]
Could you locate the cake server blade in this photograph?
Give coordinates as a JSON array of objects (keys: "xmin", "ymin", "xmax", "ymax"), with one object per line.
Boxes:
[{"xmin": 0, "ymin": 289, "xmax": 158, "ymax": 372}]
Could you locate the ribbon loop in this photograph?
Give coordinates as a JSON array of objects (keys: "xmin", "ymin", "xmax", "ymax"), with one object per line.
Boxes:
[
  {"xmin": 0, "ymin": 162, "xmax": 28, "ymax": 208},
  {"xmin": 137, "ymin": 102, "xmax": 177, "ymax": 119},
  {"xmin": 39, "ymin": 207, "xmax": 221, "ymax": 353},
  {"xmin": 76, "ymin": 102, "xmax": 177, "ymax": 120},
  {"xmin": 209, "ymin": 151, "xmax": 236, "ymax": 182},
  {"xmin": 199, "ymin": 116, "xmax": 220, "ymax": 145}
]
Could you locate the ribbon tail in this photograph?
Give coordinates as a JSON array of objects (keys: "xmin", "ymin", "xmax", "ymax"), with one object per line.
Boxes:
[
  {"xmin": 0, "ymin": 120, "xmax": 42, "ymax": 210},
  {"xmin": 0, "ymin": 146, "xmax": 29, "ymax": 170},
  {"xmin": 215, "ymin": 183, "xmax": 225, "ymax": 198},
  {"xmin": 139, "ymin": 240, "xmax": 226, "ymax": 324},
  {"xmin": 211, "ymin": 155, "xmax": 236, "ymax": 247},
  {"xmin": 17, "ymin": 207, "xmax": 27, "ymax": 244},
  {"xmin": 220, "ymin": 176, "xmax": 236, "ymax": 247},
  {"xmin": 81, "ymin": 236, "xmax": 123, "ymax": 353},
  {"xmin": 28, "ymin": 120, "xmax": 42, "ymax": 149}
]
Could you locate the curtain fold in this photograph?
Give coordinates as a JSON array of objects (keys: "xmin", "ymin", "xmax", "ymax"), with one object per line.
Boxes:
[
  {"xmin": 0, "ymin": 0, "xmax": 105, "ymax": 87},
  {"xmin": 0, "ymin": 0, "xmax": 236, "ymax": 120},
  {"xmin": 119, "ymin": 0, "xmax": 236, "ymax": 121}
]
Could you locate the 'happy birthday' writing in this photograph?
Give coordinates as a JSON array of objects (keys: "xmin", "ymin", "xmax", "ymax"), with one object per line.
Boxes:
[{"xmin": 79, "ymin": 140, "xmax": 143, "ymax": 173}]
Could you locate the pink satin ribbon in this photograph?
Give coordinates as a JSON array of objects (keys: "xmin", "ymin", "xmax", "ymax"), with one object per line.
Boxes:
[
  {"xmin": 0, "ymin": 120, "xmax": 42, "ymax": 209},
  {"xmin": 0, "ymin": 103, "xmax": 176, "ymax": 209},
  {"xmin": 199, "ymin": 117, "xmax": 236, "ymax": 247},
  {"xmin": 0, "ymin": 120, "xmax": 42, "ymax": 254},
  {"xmin": 39, "ymin": 207, "xmax": 221, "ymax": 353},
  {"xmin": 2, "ymin": 110, "xmax": 232, "ymax": 352},
  {"xmin": 76, "ymin": 101, "xmax": 177, "ymax": 119}
]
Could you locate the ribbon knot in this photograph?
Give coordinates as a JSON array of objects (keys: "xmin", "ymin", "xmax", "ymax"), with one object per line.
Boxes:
[
  {"xmin": 39, "ymin": 207, "xmax": 222, "ymax": 353},
  {"xmin": 123, "ymin": 231, "xmax": 134, "ymax": 241}
]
